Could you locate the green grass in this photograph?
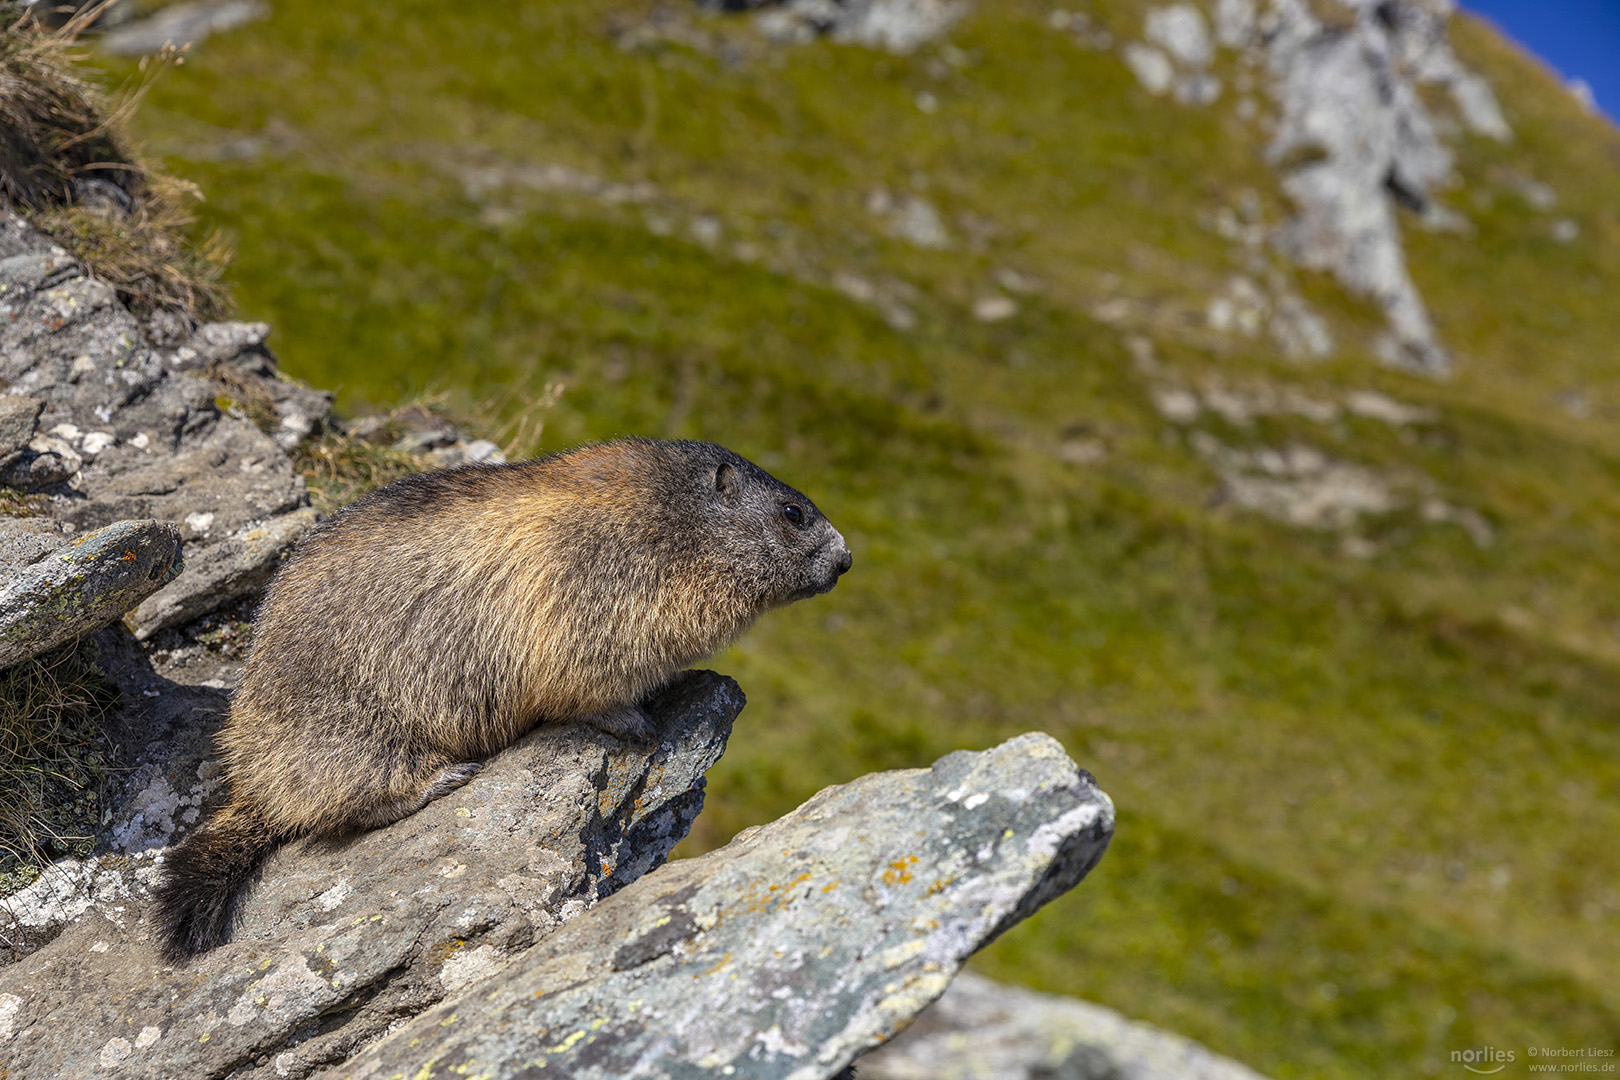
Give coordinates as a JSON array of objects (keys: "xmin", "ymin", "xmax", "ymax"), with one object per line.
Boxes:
[{"xmin": 91, "ymin": 0, "xmax": 1620, "ymax": 1073}]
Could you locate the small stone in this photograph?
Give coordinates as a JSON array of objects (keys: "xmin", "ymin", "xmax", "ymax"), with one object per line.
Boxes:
[
  {"xmin": 1122, "ymin": 43, "xmax": 1174, "ymax": 95},
  {"xmin": 1144, "ymin": 3, "xmax": 1213, "ymax": 66},
  {"xmin": 890, "ymin": 196, "xmax": 951, "ymax": 249},
  {"xmin": 972, "ymin": 296, "xmax": 1017, "ymax": 322}
]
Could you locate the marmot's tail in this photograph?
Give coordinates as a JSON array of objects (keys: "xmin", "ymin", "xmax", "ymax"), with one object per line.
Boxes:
[{"xmin": 153, "ymin": 801, "xmax": 284, "ymax": 961}]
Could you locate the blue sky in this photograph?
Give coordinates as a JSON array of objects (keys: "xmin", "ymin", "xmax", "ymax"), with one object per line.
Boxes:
[{"xmin": 1461, "ymin": 0, "xmax": 1620, "ymax": 121}]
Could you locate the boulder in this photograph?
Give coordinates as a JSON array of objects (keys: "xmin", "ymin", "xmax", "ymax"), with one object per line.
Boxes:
[
  {"xmin": 131, "ymin": 507, "xmax": 318, "ymax": 637},
  {"xmin": 0, "ymin": 394, "xmax": 44, "ymax": 460},
  {"xmin": 703, "ymin": 0, "xmax": 972, "ymax": 53}
]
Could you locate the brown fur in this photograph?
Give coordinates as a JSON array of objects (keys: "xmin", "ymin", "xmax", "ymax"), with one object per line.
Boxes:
[{"xmin": 154, "ymin": 438, "xmax": 851, "ymax": 959}]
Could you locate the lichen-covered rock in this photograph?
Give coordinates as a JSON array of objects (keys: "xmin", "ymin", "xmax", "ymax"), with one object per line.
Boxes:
[
  {"xmin": 325, "ymin": 732, "xmax": 1113, "ymax": 1080},
  {"xmin": 0, "ymin": 519, "xmax": 183, "ymax": 669},
  {"xmin": 0, "ymin": 669, "xmax": 742, "ymax": 1080},
  {"xmin": 859, "ymin": 971, "xmax": 1273, "ymax": 1080}
]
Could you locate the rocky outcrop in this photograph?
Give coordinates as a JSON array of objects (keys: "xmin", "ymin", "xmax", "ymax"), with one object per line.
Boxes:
[
  {"xmin": 0, "ymin": 211, "xmax": 328, "ymax": 645},
  {"xmin": 860, "ymin": 971, "xmax": 1272, "ymax": 1080},
  {"xmin": 1122, "ymin": 0, "xmax": 1512, "ymax": 373}
]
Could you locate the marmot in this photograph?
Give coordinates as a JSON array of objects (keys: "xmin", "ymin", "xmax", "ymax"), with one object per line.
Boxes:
[{"xmin": 154, "ymin": 438, "xmax": 851, "ymax": 960}]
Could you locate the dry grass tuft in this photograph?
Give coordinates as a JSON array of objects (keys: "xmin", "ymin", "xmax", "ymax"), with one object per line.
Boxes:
[
  {"xmin": 0, "ymin": 4, "xmax": 230, "ymax": 323},
  {"xmin": 292, "ymin": 433, "xmax": 428, "ymax": 516},
  {"xmin": 0, "ymin": 642, "xmax": 120, "ymax": 894}
]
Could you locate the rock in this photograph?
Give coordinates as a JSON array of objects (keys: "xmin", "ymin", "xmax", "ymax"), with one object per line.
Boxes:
[
  {"xmin": 130, "ymin": 506, "xmax": 317, "ymax": 638},
  {"xmin": 0, "ymin": 517, "xmax": 70, "ymax": 577},
  {"xmin": 709, "ymin": 0, "xmax": 971, "ymax": 54},
  {"xmin": 0, "ymin": 433, "xmax": 80, "ymax": 489},
  {"xmin": 889, "ymin": 195, "xmax": 952, "ymax": 249},
  {"xmin": 1133, "ymin": 0, "xmax": 1510, "ymax": 373},
  {"xmin": 1145, "ymin": 4, "xmax": 1212, "ymax": 66},
  {"xmin": 98, "ymin": 0, "xmax": 270, "ymax": 56},
  {"xmin": 0, "ymin": 519, "xmax": 183, "ymax": 669},
  {"xmin": 859, "ymin": 971, "xmax": 1273, "ymax": 1080},
  {"xmin": 1266, "ymin": 9, "xmax": 1453, "ymax": 373},
  {"xmin": 328, "ymin": 733, "xmax": 1113, "ymax": 1080},
  {"xmin": 0, "ymin": 211, "xmax": 318, "ymax": 633},
  {"xmin": 833, "ymin": 0, "xmax": 970, "ymax": 52},
  {"xmin": 1122, "ymin": 43, "xmax": 1174, "ymax": 95},
  {"xmin": 0, "ymin": 394, "xmax": 43, "ymax": 458},
  {"xmin": 0, "ymin": 669, "xmax": 744, "ymax": 1078},
  {"xmin": 973, "ymin": 295, "xmax": 1018, "ymax": 322},
  {"xmin": 1255, "ymin": 0, "xmax": 1514, "ymax": 374},
  {"xmin": 1193, "ymin": 432, "xmax": 1397, "ymax": 529}
]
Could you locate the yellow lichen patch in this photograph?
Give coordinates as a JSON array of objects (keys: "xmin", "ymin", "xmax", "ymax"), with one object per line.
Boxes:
[
  {"xmin": 881, "ymin": 855, "xmax": 918, "ymax": 886},
  {"xmin": 699, "ymin": 951, "xmax": 733, "ymax": 978},
  {"xmin": 546, "ymin": 1028, "xmax": 587, "ymax": 1054}
]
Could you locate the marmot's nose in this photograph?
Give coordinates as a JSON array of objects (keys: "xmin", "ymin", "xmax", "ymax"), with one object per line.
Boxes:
[{"xmin": 836, "ymin": 546, "xmax": 853, "ymax": 575}]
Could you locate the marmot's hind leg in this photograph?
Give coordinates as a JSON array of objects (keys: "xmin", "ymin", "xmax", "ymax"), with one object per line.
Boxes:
[
  {"xmin": 348, "ymin": 761, "xmax": 484, "ymax": 830},
  {"xmin": 577, "ymin": 703, "xmax": 656, "ymax": 744}
]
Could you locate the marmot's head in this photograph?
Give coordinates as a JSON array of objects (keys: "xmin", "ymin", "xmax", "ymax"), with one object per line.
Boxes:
[{"xmin": 641, "ymin": 440, "xmax": 852, "ymax": 610}]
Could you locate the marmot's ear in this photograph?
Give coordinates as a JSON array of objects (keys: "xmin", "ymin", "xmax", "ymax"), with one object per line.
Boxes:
[{"xmin": 714, "ymin": 462, "xmax": 741, "ymax": 499}]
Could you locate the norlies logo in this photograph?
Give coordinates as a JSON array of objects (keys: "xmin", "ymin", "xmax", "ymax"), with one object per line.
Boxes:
[{"xmin": 1453, "ymin": 1047, "xmax": 1517, "ymax": 1074}]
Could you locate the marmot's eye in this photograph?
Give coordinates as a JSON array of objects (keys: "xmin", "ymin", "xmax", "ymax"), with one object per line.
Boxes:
[{"xmin": 783, "ymin": 504, "xmax": 804, "ymax": 525}]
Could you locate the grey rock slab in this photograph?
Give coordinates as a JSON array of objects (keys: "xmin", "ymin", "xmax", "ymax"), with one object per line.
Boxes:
[
  {"xmin": 0, "ymin": 518, "xmax": 183, "ymax": 669},
  {"xmin": 65, "ymin": 415, "xmax": 306, "ymax": 537},
  {"xmin": 859, "ymin": 971, "xmax": 1273, "ymax": 1080},
  {"xmin": 131, "ymin": 506, "xmax": 317, "ymax": 637},
  {"xmin": 323, "ymin": 732, "xmax": 1114, "ymax": 1080},
  {"xmin": 0, "ymin": 670, "xmax": 742, "ymax": 1080}
]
